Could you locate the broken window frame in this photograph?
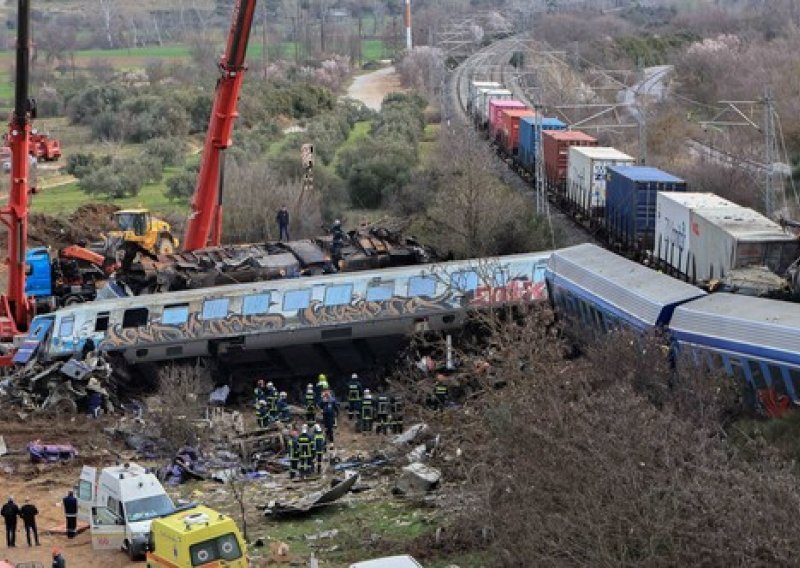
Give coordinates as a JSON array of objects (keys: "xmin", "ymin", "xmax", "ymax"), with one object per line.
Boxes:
[
  {"xmin": 282, "ymin": 289, "xmax": 312, "ymax": 311},
  {"xmin": 162, "ymin": 304, "xmax": 190, "ymax": 325},
  {"xmin": 242, "ymin": 293, "xmax": 270, "ymax": 316},
  {"xmin": 58, "ymin": 316, "xmax": 75, "ymax": 337},
  {"xmin": 324, "ymin": 284, "xmax": 353, "ymax": 307},
  {"xmin": 201, "ymin": 298, "xmax": 230, "ymax": 320},
  {"xmin": 408, "ymin": 276, "xmax": 436, "ymax": 298}
]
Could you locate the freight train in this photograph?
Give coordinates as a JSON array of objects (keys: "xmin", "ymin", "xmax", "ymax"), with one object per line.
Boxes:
[{"xmin": 466, "ymin": 80, "xmax": 800, "ymax": 297}]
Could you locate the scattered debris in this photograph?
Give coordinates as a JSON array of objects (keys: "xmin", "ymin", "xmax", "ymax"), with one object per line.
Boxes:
[
  {"xmin": 391, "ymin": 423, "xmax": 430, "ymax": 446},
  {"xmin": 0, "ymin": 435, "xmax": 6, "ymax": 457},
  {"xmin": 265, "ymin": 472, "xmax": 359, "ymax": 517},
  {"xmin": 305, "ymin": 529, "xmax": 339, "ymax": 541},
  {"xmin": 406, "ymin": 444, "xmax": 427, "ymax": 463},
  {"xmin": 27, "ymin": 441, "xmax": 77, "ymax": 463},
  {"xmin": 393, "ymin": 463, "xmax": 441, "ymax": 495}
]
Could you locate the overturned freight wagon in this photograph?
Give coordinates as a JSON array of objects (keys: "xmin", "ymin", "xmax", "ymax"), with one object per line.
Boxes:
[{"xmin": 653, "ymin": 192, "xmax": 800, "ymax": 293}]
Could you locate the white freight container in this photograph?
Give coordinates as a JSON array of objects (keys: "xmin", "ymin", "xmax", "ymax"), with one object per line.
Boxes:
[
  {"xmin": 469, "ymin": 81, "xmax": 501, "ymax": 112},
  {"xmin": 654, "ymin": 192, "xmax": 799, "ymax": 283},
  {"xmin": 478, "ymin": 89, "xmax": 512, "ymax": 125},
  {"xmin": 566, "ymin": 146, "xmax": 634, "ymax": 216}
]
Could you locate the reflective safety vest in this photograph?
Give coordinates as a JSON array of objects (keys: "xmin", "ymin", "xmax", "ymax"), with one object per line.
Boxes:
[
  {"xmin": 297, "ymin": 433, "xmax": 313, "ymax": 458},
  {"xmin": 391, "ymin": 398, "xmax": 404, "ymax": 417},
  {"xmin": 314, "ymin": 432, "xmax": 326, "ymax": 455},
  {"xmin": 288, "ymin": 437, "xmax": 299, "ymax": 460},
  {"xmin": 376, "ymin": 395, "xmax": 390, "ymax": 415},
  {"xmin": 361, "ymin": 399, "xmax": 374, "ymax": 419},
  {"xmin": 305, "ymin": 391, "xmax": 316, "ymax": 409},
  {"xmin": 254, "ymin": 387, "xmax": 266, "ymax": 404},
  {"xmin": 266, "ymin": 388, "xmax": 278, "ymax": 411},
  {"xmin": 347, "ymin": 382, "xmax": 362, "ymax": 402},
  {"xmin": 435, "ymin": 384, "xmax": 448, "ymax": 397}
]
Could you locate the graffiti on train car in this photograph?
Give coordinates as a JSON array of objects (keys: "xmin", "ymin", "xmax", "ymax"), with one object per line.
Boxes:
[
  {"xmin": 103, "ymin": 311, "xmax": 287, "ymax": 348},
  {"xmin": 469, "ymin": 278, "xmax": 547, "ymax": 306},
  {"xmin": 299, "ymin": 294, "xmax": 454, "ymax": 326},
  {"xmin": 101, "ymin": 293, "xmax": 457, "ymax": 349}
]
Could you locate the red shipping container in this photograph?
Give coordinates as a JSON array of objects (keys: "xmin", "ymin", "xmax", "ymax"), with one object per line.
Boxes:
[
  {"xmin": 499, "ymin": 108, "xmax": 536, "ymax": 154},
  {"xmin": 489, "ymin": 100, "xmax": 527, "ymax": 140},
  {"xmin": 542, "ymin": 130, "xmax": 597, "ymax": 192}
]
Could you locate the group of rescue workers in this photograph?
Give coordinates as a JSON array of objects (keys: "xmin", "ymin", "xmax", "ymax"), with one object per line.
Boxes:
[{"xmin": 252, "ymin": 371, "xmax": 430, "ymax": 480}]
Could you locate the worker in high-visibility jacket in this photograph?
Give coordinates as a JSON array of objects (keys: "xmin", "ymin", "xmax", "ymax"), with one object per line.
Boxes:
[
  {"xmin": 277, "ymin": 391, "xmax": 292, "ymax": 422},
  {"xmin": 346, "ymin": 373, "xmax": 363, "ymax": 420},
  {"xmin": 287, "ymin": 428, "xmax": 299, "ymax": 480},
  {"xmin": 297, "ymin": 425, "xmax": 314, "ymax": 478},
  {"xmin": 313, "ymin": 423, "xmax": 326, "ymax": 474},
  {"xmin": 390, "ymin": 395, "xmax": 404, "ymax": 434},
  {"xmin": 434, "ymin": 374, "xmax": 449, "ymax": 411},
  {"xmin": 253, "ymin": 379, "xmax": 267, "ymax": 407},
  {"xmin": 375, "ymin": 393, "xmax": 391, "ymax": 434},
  {"xmin": 314, "ymin": 374, "xmax": 329, "ymax": 406},
  {"xmin": 265, "ymin": 381, "xmax": 278, "ymax": 420},
  {"xmin": 304, "ymin": 384, "xmax": 317, "ymax": 424},
  {"xmin": 255, "ymin": 400, "xmax": 270, "ymax": 429},
  {"xmin": 360, "ymin": 389, "xmax": 375, "ymax": 433}
]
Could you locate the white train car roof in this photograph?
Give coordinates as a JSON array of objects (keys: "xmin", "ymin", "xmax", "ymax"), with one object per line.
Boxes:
[
  {"xmin": 546, "ymin": 243, "xmax": 706, "ymax": 328},
  {"xmin": 670, "ymin": 293, "xmax": 800, "ymax": 366}
]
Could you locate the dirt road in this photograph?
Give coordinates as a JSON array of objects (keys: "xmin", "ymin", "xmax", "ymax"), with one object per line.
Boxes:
[{"xmin": 345, "ymin": 66, "xmax": 404, "ymax": 111}]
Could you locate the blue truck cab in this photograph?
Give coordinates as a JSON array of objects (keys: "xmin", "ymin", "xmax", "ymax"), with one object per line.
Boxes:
[{"xmin": 25, "ymin": 247, "xmax": 53, "ymax": 297}]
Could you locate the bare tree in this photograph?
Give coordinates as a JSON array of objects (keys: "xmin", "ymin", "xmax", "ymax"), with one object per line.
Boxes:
[{"xmin": 226, "ymin": 470, "xmax": 250, "ymax": 542}]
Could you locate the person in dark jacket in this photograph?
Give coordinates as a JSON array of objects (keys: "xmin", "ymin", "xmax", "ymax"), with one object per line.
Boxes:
[
  {"xmin": 62, "ymin": 491, "xmax": 78, "ymax": 539},
  {"xmin": 19, "ymin": 498, "xmax": 39, "ymax": 546},
  {"xmin": 320, "ymin": 391, "xmax": 339, "ymax": 443},
  {"xmin": 276, "ymin": 206, "xmax": 290, "ymax": 241},
  {"xmin": 1, "ymin": 496, "xmax": 19, "ymax": 547},
  {"xmin": 52, "ymin": 547, "xmax": 66, "ymax": 568}
]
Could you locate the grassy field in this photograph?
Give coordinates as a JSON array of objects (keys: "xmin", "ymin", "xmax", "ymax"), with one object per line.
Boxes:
[{"xmin": 31, "ymin": 166, "xmax": 188, "ymax": 216}]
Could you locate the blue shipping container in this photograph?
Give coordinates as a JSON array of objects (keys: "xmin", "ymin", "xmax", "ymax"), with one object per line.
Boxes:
[
  {"xmin": 518, "ymin": 117, "xmax": 566, "ymax": 173},
  {"xmin": 605, "ymin": 166, "xmax": 687, "ymax": 250}
]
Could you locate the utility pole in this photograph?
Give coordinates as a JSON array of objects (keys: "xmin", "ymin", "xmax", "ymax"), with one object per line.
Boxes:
[
  {"xmin": 404, "ymin": 0, "xmax": 412, "ymax": 51},
  {"xmin": 764, "ymin": 86, "xmax": 777, "ymax": 218},
  {"xmin": 636, "ymin": 59, "xmax": 647, "ymax": 165}
]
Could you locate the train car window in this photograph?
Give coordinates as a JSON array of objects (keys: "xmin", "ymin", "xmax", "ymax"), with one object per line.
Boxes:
[
  {"xmin": 366, "ymin": 282, "xmax": 394, "ymax": 302},
  {"xmin": 242, "ymin": 294, "xmax": 270, "ymax": 316},
  {"xmin": 162, "ymin": 304, "xmax": 190, "ymax": 325},
  {"xmin": 202, "ymin": 298, "xmax": 230, "ymax": 320},
  {"xmin": 283, "ymin": 289, "xmax": 312, "ymax": 311},
  {"xmin": 324, "ymin": 284, "xmax": 353, "ymax": 307},
  {"xmin": 450, "ymin": 271, "xmax": 478, "ymax": 292},
  {"xmin": 122, "ymin": 308, "xmax": 148, "ymax": 328},
  {"xmin": 493, "ymin": 269, "xmax": 509, "ymax": 287},
  {"xmin": 408, "ymin": 276, "xmax": 436, "ymax": 298},
  {"xmin": 533, "ymin": 263, "xmax": 547, "ymax": 282},
  {"xmin": 58, "ymin": 316, "xmax": 75, "ymax": 337},
  {"xmin": 94, "ymin": 312, "xmax": 110, "ymax": 332}
]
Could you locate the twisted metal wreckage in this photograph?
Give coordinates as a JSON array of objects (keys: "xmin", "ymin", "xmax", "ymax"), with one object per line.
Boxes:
[{"xmin": 0, "ymin": 226, "xmax": 438, "ymax": 413}]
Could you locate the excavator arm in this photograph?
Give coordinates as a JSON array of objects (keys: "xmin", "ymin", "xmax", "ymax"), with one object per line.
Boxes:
[{"xmin": 183, "ymin": 0, "xmax": 258, "ymax": 251}]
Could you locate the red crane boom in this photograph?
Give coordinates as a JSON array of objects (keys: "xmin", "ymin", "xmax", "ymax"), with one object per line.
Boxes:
[
  {"xmin": 0, "ymin": 0, "xmax": 35, "ymax": 341},
  {"xmin": 183, "ymin": 0, "xmax": 258, "ymax": 251}
]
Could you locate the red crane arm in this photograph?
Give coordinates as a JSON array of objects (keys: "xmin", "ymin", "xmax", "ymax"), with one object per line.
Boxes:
[
  {"xmin": 183, "ymin": 0, "xmax": 258, "ymax": 251},
  {"xmin": 0, "ymin": 0, "xmax": 34, "ymax": 341}
]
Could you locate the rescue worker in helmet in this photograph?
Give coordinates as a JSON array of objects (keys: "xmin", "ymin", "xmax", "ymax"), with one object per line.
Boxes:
[
  {"xmin": 287, "ymin": 427, "xmax": 300, "ymax": 480},
  {"xmin": 346, "ymin": 373, "xmax": 363, "ymax": 421},
  {"xmin": 265, "ymin": 381, "xmax": 279, "ymax": 421},
  {"xmin": 277, "ymin": 391, "xmax": 292, "ymax": 422},
  {"xmin": 297, "ymin": 425, "xmax": 314, "ymax": 479},
  {"xmin": 360, "ymin": 388, "xmax": 375, "ymax": 433},
  {"xmin": 313, "ymin": 423, "xmax": 326, "ymax": 474},
  {"xmin": 330, "ymin": 219, "xmax": 345, "ymax": 267},
  {"xmin": 305, "ymin": 384, "xmax": 317, "ymax": 424},
  {"xmin": 314, "ymin": 373, "xmax": 329, "ymax": 406},
  {"xmin": 254, "ymin": 379, "xmax": 267, "ymax": 407},
  {"xmin": 255, "ymin": 400, "xmax": 270, "ymax": 429}
]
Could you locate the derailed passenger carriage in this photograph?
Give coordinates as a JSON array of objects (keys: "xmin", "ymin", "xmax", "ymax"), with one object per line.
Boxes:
[
  {"xmin": 670, "ymin": 294, "xmax": 800, "ymax": 406},
  {"xmin": 19, "ymin": 253, "xmax": 550, "ymax": 367},
  {"xmin": 546, "ymin": 243, "xmax": 800, "ymax": 409},
  {"xmin": 545, "ymin": 243, "xmax": 705, "ymax": 333}
]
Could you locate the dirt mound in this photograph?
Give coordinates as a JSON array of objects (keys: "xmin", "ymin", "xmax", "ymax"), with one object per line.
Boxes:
[{"xmin": 28, "ymin": 203, "xmax": 119, "ymax": 249}]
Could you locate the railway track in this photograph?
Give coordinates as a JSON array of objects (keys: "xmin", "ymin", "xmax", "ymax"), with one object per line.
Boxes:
[{"xmin": 447, "ymin": 37, "xmax": 598, "ymax": 247}]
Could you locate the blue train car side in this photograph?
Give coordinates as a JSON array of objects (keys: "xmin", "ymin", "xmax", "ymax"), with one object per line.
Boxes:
[
  {"xmin": 670, "ymin": 293, "xmax": 800, "ymax": 402},
  {"xmin": 518, "ymin": 116, "xmax": 566, "ymax": 174},
  {"xmin": 545, "ymin": 243, "xmax": 705, "ymax": 333}
]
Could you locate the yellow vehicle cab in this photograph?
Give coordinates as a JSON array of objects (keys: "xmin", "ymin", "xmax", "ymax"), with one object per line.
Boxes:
[
  {"xmin": 146, "ymin": 505, "xmax": 247, "ymax": 568},
  {"xmin": 110, "ymin": 209, "xmax": 178, "ymax": 255}
]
